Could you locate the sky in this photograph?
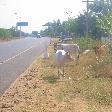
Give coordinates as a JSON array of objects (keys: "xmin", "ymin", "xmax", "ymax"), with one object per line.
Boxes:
[{"xmin": 0, "ymin": 0, "xmax": 86, "ymax": 33}]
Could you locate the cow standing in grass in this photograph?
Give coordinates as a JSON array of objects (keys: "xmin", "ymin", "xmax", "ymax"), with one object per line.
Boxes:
[
  {"xmin": 54, "ymin": 43, "xmax": 80, "ymax": 65},
  {"xmin": 55, "ymin": 50, "xmax": 74, "ymax": 76},
  {"xmin": 93, "ymin": 45, "xmax": 108, "ymax": 59}
]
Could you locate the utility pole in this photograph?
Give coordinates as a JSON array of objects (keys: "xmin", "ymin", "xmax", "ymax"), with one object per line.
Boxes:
[
  {"xmin": 82, "ymin": 0, "xmax": 94, "ymax": 37},
  {"xmin": 17, "ymin": 17, "xmax": 22, "ymax": 39},
  {"xmin": 19, "ymin": 17, "xmax": 21, "ymax": 39}
]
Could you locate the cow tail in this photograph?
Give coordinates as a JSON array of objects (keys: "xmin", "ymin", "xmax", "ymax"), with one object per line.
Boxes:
[
  {"xmin": 76, "ymin": 47, "xmax": 80, "ymax": 65},
  {"xmin": 77, "ymin": 47, "xmax": 80, "ymax": 60}
]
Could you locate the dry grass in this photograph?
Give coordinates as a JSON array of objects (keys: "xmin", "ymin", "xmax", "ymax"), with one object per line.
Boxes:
[{"xmin": 0, "ymin": 38, "xmax": 112, "ymax": 112}]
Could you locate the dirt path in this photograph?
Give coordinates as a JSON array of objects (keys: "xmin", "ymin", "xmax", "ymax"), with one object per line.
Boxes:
[{"xmin": 0, "ymin": 58, "xmax": 87, "ymax": 112}]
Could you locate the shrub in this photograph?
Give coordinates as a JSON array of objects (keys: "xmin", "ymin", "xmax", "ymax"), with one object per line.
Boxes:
[
  {"xmin": 73, "ymin": 37, "xmax": 95, "ymax": 52},
  {"xmin": 0, "ymin": 28, "xmax": 11, "ymax": 39},
  {"xmin": 73, "ymin": 36, "xmax": 107, "ymax": 52}
]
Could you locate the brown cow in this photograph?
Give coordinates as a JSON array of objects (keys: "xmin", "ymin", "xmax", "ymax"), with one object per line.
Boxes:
[{"xmin": 93, "ymin": 44, "xmax": 108, "ymax": 58}]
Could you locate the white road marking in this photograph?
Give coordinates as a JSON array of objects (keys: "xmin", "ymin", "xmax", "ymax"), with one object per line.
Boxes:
[{"xmin": 0, "ymin": 45, "xmax": 38, "ymax": 65}]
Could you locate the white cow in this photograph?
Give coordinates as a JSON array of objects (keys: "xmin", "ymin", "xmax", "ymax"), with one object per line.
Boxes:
[
  {"xmin": 54, "ymin": 43, "xmax": 80, "ymax": 65},
  {"xmin": 55, "ymin": 50, "xmax": 74, "ymax": 75}
]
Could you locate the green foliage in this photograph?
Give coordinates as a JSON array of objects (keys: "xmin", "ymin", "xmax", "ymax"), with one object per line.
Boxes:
[
  {"xmin": 89, "ymin": 0, "xmax": 112, "ymax": 17},
  {"xmin": 42, "ymin": 19, "xmax": 63, "ymax": 37},
  {"xmin": 74, "ymin": 14, "xmax": 87, "ymax": 37},
  {"xmin": 0, "ymin": 28, "xmax": 11, "ymax": 39},
  {"xmin": 0, "ymin": 27, "xmax": 29, "ymax": 39},
  {"xmin": 74, "ymin": 37, "xmax": 95, "ymax": 52},
  {"xmin": 97, "ymin": 11, "xmax": 112, "ymax": 37},
  {"xmin": 89, "ymin": 0, "xmax": 112, "ymax": 37},
  {"xmin": 63, "ymin": 18, "xmax": 76, "ymax": 34}
]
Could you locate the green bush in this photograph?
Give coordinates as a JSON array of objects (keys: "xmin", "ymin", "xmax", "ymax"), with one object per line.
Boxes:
[
  {"xmin": 0, "ymin": 28, "xmax": 11, "ymax": 39},
  {"xmin": 73, "ymin": 37, "xmax": 93, "ymax": 52},
  {"xmin": 73, "ymin": 37, "xmax": 103, "ymax": 52}
]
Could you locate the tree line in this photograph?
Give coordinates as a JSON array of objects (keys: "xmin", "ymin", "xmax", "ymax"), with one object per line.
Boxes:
[
  {"xmin": 40, "ymin": 0, "xmax": 112, "ymax": 39},
  {"xmin": 0, "ymin": 26, "xmax": 29, "ymax": 40}
]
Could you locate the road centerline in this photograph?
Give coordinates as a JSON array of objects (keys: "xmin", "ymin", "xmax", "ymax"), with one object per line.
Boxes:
[{"xmin": 0, "ymin": 44, "xmax": 39, "ymax": 65}]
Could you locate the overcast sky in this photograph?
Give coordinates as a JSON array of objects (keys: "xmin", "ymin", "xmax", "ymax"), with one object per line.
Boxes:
[{"xmin": 0, "ymin": 0, "xmax": 86, "ymax": 33}]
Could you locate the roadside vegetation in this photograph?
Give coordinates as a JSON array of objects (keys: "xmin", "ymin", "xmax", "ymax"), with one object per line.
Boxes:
[
  {"xmin": 0, "ymin": 28, "xmax": 11, "ymax": 40},
  {"xmin": 0, "ymin": 38, "xmax": 112, "ymax": 112},
  {"xmin": 0, "ymin": 27, "xmax": 29, "ymax": 41}
]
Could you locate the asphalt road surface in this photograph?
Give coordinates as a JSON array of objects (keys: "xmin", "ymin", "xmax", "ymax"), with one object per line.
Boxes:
[{"xmin": 0, "ymin": 37, "xmax": 51, "ymax": 96}]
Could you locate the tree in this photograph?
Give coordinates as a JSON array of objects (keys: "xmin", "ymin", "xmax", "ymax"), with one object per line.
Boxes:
[
  {"xmin": 10, "ymin": 26, "xmax": 16, "ymax": 37},
  {"xmin": 74, "ymin": 14, "xmax": 87, "ymax": 37},
  {"xmin": 89, "ymin": 0, "xmax": 112, "ymax": 17},
  {"xmin": 86, "ymin": 0, "xmax": 112, "ymax": 38},
  {"xmin": 0, "ymin": 28, "xmax": 11, "ymax": 39},
  {"xmin": 56, "ymin": 19, "xmax": 63, "ymax": 36},
  {"xmin": 42, "ymin": 19, "xmax": 63, "ymax": 37},
  {"xmin": 97, "ymin": 11, "xmax": 112, "ymax": 37}
]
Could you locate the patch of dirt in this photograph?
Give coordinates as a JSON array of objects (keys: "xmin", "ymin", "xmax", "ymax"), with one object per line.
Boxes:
[
  {"xmin": 0, "ymin": 59, "xmax": 87, "ymax": 112},
  {"xmin": 0, "ymin": 39, "xmax": 8, "ymax": 43},
  {"xmin": 0, "ymin": 37, "xmax": 23, "ymax": 43}
]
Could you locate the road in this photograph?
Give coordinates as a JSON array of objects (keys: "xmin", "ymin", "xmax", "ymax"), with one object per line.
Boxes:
[{"xmin": 0, "ymin": 37, "xmax": 51, "ymax": 96}]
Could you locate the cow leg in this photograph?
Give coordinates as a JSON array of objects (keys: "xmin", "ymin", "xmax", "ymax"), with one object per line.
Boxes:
[
  {"xmin": 58, "ymin": 66, "xmax": 64, "ymax": 77},
  {"xmin": 58, "ymin": 66, "xmax": 60, "ymax": 77},
  {"xmin": 76, "ymin": 54, "xmax": 79, "ymax": 65},
  {"xmin": 60, "ymin": 68, "xmax": 63, "ymax": 76},
  {"xmin": 62, "ymin": 66, "xmax": 65, "ymax": 77}
]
